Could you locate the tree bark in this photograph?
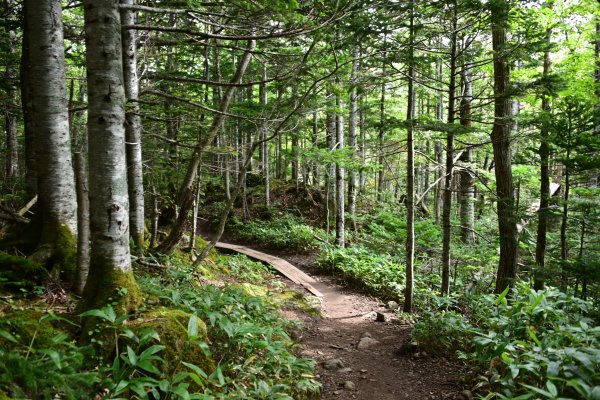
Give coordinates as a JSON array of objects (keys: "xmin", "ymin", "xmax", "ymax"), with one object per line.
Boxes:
[
  {"xmin": 121, "ymin": 0, "xmax": 145, "ymax": 255},
  {"xmin": 491, "ymin": 0, "xmax": 519, "ymax": 294},
  {"xmin": 377, "ymin": 60, "xmax": 386, "ymax": 200},
  {"xmin": 71, "ymin": 80, "xmax": 90, "ymax": 296},
  {"xmin": 20, "ymin": 2, "xmax": 36, "ymax": 197},
  {"xmin": 336, "ymin": 99, "xmax": 345, "ymax": 247},
  {"xmin": 26, "ymin": 0, "xmax": 78, "ymax": 280},
  {"xmin": 347, "ymin": 47, "xmax": 359, "ymax": 231},
  {"xmin": 260, "ymin": 65, "xmax": 270, "ymax": 206},
  {"xmin": 441, "ymin": 5, "xmax": 458, "ymax": 296},
  {"xmin": 3, "ymin": 0, "xmax": 18, "ymax": 182},
  {"xmin": 459, "ymin": 53, "xmax": 475, "ymax": 244},
  {"xmin": 534, "ymin": 15, "xmax": 553, "ymax": 291},
  {"xmin": 81, "ymin": 0, "xmax": 140, "ymax": 313},
  {"xmin": 404, "ymin": 2, "xmax": 416, "ymax": 312}
]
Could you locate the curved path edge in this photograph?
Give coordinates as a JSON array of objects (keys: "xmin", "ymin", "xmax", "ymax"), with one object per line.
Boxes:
[{"xmin": 213, "ymin": 241, "xmax": 324, "ymax": 298}]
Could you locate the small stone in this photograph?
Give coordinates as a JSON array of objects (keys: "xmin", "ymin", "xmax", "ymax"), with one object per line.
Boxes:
[
  {"xmin": 359, "ymin": 369, "xmax": 368, "ymax": 373},
  {"xmin": 357, "ymin": 336, "xmax": 380, "ymax": 349},
  {"xmin": 361, "ymin": 331, "xmax": 372, "ymax": 338},
  {"xmin": 323, "ymin": 358, "xmax": 345, "ymax": 370},
  {"xmin": 376, "ymin": 312, "xmax": 386, "ymax": 322},
  {"xmin": 338, "ymin": 367, "xmax": 353, "ymax": 373},
  {"xmin": 386, "ymin": 301, "xmax": 399, "ymax": 309},
  {"xmin": 333, "ymin": 390, "xmax": 341, "ymax": 395},
  {"xmin": 344, "ymin": 381, "xmax": 356, "ymax": 390},
  {"xmin": 459, "ymin": 390, "xmax": 474, "ymax": 400}
]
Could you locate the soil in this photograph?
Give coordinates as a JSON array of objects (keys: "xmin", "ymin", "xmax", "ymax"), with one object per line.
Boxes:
[
  {"xmin": 281, "ymin": 253, "xmax": 466, "ymax": 400},
  {"xmin": 214, "ymin": 239, "xmax": 468, "ymax": 400}
]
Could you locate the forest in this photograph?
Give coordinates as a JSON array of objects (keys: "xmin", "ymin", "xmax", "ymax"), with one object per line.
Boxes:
[{"xmin": 0, "ymin": 0, "xmax": 599, "ymax": 399}]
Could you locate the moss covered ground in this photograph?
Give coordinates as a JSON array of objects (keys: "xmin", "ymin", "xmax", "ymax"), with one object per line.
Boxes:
[{"xmin": 0, "ymin": 245, "xmax": 321, "ymax": 399}]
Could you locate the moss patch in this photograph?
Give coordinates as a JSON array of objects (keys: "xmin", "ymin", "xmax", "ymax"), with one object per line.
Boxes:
[
  {"xmin": 28, "ymin": 223, "xmax": 77, "ymax": 284},
  {"xmin": 0, "ymin": 309, "xmax": 58, "ymax": 349},
  {"xmin": 0, "ymin": 251, "xmax": 47, "ymax": 292},
  {"xmin": 273, "ymin": 290, "xmax": 324, "ymax": 317},
  {"xmin": 129, "ymin": 307, "xmax": 215, "ymax": 377},
  {"xmin": 79, "ymin": 267, "xmax": 142, "ymax": 315}
]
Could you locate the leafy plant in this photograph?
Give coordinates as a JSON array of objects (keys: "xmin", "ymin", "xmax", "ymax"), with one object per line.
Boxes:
[{"xmin": 316, "ymin": 246, "xmax": 405, "ymax": 300}]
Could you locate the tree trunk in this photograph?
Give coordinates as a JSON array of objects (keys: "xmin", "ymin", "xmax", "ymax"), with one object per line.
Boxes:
[
  {"xmin": 80, "ymin": 0, "xmax": 140, "ymax": 313},
  {"xmin": 26, "ymin": 0, "xmax": 78, "ymax": 281},
  {"xmin": 121, "ymin": 0, "xmax": 145, "ymax": 255},
  {"xmin": 459, "ymin": 55, "xmax": 475, "ymax": 244},
  {"xmin": 156, "ymin": 39, "xmax": 255, "ymax": 254},
  {"xmin": 434, "ymin": 60, "xmax": 444, "ymax": 225},
  {"xmin": 3, "ymin": 0, "xmax": 18, "ymax": 182},
  {"xmin": 312, "ymin": 112, "xmax": 320, "ymax": 188},
  {"xmin": 72, "ymin": 81, "xmax": 90, "ymax": 296},
  {"xmin": 404, "ymin": 2, "xmax": 416, "ymax": 313},
  {"xmin": 260, "ymin": 65, "xmax": 271, "ymax": 206},
  {"xmin": 491, "ymin": 0, "xmax": 519, "ymax": 294},
  {"xmin": 326, "ymin": 106, "xmax": 337, "ymax": 236},
  {"xmin": 441, "ymin": 5, "xmax": 458, "ymax": 296},
  {"xmin": 348, "ymin": 47, "xmax": 359, "ymax": 231},
  {"xmin": 359, "ymin": 96, "xmax": 366, "ymax": 195},
  {"xmin": 377, "ymin": 61, "xmax": 386, "ymax": 200},
  {"xmin": 336, "ymin": 99, "xmax": 345, "ymax": 247},
  {"xmin": 20, "ymin": 2, "xmax": 36, "ymax": 197},
  {"xmin": 534, "ymin": 16, "xmax": 552, "ymax": 291}
]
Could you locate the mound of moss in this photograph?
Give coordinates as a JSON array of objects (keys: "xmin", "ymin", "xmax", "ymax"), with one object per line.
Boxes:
[{"xmin": 130, "ymin": 307, "xmax": 215, "ymax": 378}]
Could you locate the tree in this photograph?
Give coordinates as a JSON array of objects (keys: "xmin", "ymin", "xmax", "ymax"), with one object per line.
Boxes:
[
  {"xmin": 2, "ymin": 0, "xmax": 19, "ymax": 183},
  {"xmin": 25, "ymin": 0, "xmax": 78, "ymax": 279},
  {"xmin": 404, "ymin": 0, "xmax": 416, "ymax": 313},
  {"xmin": 490, "ymin": 0, "xmax": 519, "ymax": 293},
  {"xmin": 534, "ymin": 4, "xmax": 553, "ymax": 290},
  {"xmin": 80, "ymin": 0, "xmax": 141, "ymax": 312},
  {"xmin": 441, "ymin": 0, "xmax": 459, "ymax": 296},
  {"xmin": 121, "ymin": 0, "xmax": 145, "ymax": 255}
]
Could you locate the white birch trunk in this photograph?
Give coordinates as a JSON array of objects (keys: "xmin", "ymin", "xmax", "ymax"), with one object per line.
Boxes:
[
  {"xmin": 26, "ymin": 0, "xmax": 77, "ymax": 278},
  {"xmin": 81, "ymin": 0, "xmax": 140, "ymax": 312},
  {"xmin": 121, "ymin": 0, "xmax": 145, "ymax": 254}
]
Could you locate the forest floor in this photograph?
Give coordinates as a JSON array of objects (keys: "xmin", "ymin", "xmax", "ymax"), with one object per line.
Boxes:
[{"xmin": 214, "ymin": 240, "xmax": 468, "ymax": 400}]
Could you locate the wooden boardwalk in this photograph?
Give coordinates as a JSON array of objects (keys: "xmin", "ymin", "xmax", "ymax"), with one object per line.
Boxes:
[{"xmin": 214, "ymin": 242, "xmax": 323, "ymax": 298}]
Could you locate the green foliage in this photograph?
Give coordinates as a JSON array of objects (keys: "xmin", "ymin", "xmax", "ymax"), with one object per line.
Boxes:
[
  {"xmin": 0, "ymin": 311, "xmax": 97, "ymax": 399},
  {"xmin": 0, "ymin": 251, "xmax": 47, "ymax": 292},
  {"xmin": 230, "ymin": 213, "xmax": 323, "ymax": 253},
  {"xmin": 316, "ymin": 246, "xmax": 405, "ymax": 300},
  {"xmin": 355, "ymin": 209, "xmax": 441, "ymax": 256},
  {"xmin": 218, "ymin": 254, "xmax": 275, "ymax": 285},
  {"xmin": 139, "ymin": 265, "xmax": 321, "ymax": 399},
  {"xmin": 411, "ymin": 283, "xmax": 600, "ymax": 399}
]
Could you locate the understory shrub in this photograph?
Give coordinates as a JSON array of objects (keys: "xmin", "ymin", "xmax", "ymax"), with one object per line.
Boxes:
[
  {"xmin": 139, "ymin": 265, "xmax": 321, "ymax": 399},
  {"xmin": 411, "ymin": 283, "xmax": 600, "ymax": 399},
  {"xmin": 229, "ymin": 213, "xmax": 323, "ymax": 253},
  {"xmin": 316, "ymin": 246, "xmax": 405, "ymax": 301}
]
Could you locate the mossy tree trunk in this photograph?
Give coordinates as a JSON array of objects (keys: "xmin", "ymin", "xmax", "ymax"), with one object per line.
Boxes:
[
  {"xmin": 80, "ymin": 0, "xmax": 141, "ymax": 313},
  {"xmin": 25, "ymin": 0, "xmax": 78, "ymax": 280}
]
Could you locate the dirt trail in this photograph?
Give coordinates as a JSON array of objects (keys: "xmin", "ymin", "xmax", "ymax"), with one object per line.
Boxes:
[
  {"xmin": 280, "ymin": 254, "xmax": 464, "ymax": 400},
  {"xmin": 213, "ymin": 240, "xmax": 466, "ymax": 400}
]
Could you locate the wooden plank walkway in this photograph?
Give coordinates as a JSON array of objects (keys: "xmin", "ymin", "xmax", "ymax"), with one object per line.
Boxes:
[{"xmin": 214, "ymin": 242, "xmax": 323, "ymax": 298}]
